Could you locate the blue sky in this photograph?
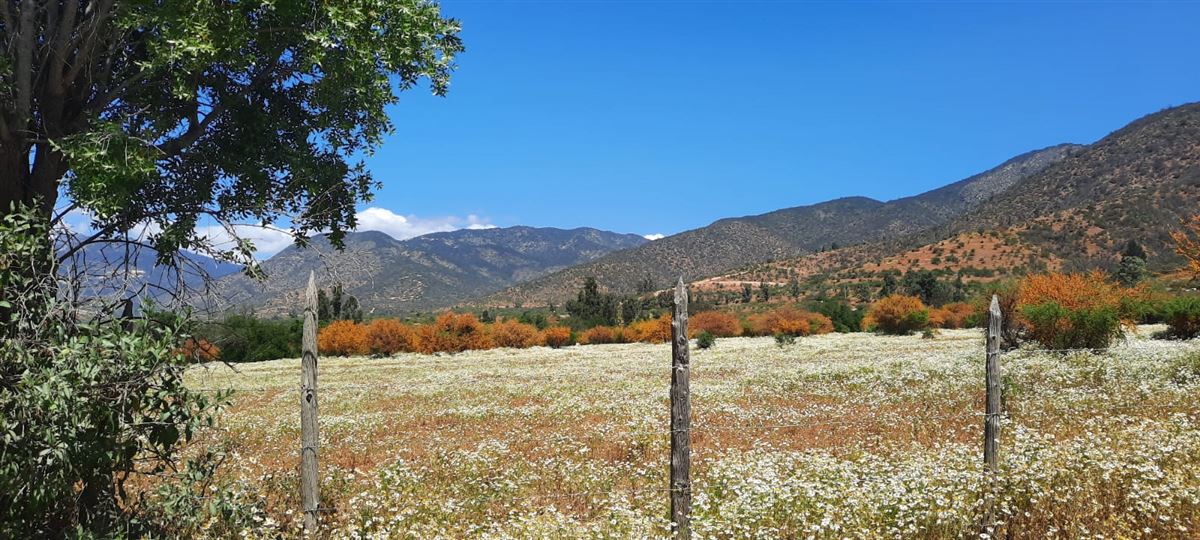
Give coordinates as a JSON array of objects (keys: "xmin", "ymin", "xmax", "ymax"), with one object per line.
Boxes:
[{"xmin": 344, "ymin": 2, "xmax": 1200, "ymax": 248}]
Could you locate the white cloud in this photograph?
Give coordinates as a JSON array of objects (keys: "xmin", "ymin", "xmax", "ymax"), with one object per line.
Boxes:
[
  {"xmin": 355, "ymin": 207, "xmax": 495, "ymax": 240},
  {"xmin": 54, "ymin": 203, "xmax": 498, "ymax": 260},
  {"xmin": 643, "ymin": 233, "xmax": 665, "ymax": 241}
]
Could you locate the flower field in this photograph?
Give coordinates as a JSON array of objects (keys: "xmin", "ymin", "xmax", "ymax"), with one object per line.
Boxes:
[{"xmin": 185, "ymin": 327, "xmax": 1200, "ymax": 538}]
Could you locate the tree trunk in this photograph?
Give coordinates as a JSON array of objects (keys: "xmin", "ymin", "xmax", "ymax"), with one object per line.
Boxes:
[{"xmin": 0, "ymin": 142, "xmax": 62, "ymax": 219}]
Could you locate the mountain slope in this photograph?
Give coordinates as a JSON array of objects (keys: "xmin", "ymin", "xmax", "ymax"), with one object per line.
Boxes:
[
  {"xmin": 207, "ymin": 226, "xmax": 647, "ymax": 316},
  {"xmin": 482, "ymin": 144, "xmax": 1077, "ymax": 307},
  {"xmin": 712, "ymin": 103, "xmax": 1200, "ymax": 288}
]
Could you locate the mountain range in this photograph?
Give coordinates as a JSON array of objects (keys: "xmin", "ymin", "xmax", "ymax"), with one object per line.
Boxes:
[
  {"xmin": 188, "ymin": 102, "xmax": 1200, "ymax": 315},
  {"xmin": 204, "ymin": 226, "xmax": 647, "ymax": 316}
]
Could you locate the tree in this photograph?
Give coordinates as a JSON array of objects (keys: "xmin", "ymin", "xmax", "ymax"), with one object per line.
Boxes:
[
  {"xmin": 1115, "ymin": 253, "xmax": 1149, "ymax": 287},
  {"xmin": 0, "ymin": 0, "xmax": 464, "ymax": 271},
  {"xmin": 758, "ymin": 282, "xmax": 770, "ymax": 302},
  {"xmin": 879, "ymin": 273, "xmax": 898, "ymax": 297},
  {"xmin": 1172, "ymin": 216, "xmax": 1200, "ymax": 277},
  {"xmin": 788, "ymin": 278, "xmax": 801, "ymax": 299},
  {"xmin": 741, "ymin": 283, "xmax": 753, "ymax": 304},
  {"xmin": 565, "ymin": 277, "xmax": 618, "ymax": 328}
]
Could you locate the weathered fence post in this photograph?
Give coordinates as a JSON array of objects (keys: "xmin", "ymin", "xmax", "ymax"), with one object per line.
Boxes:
[
  {"xmin": 982, "ymin": 294, "xmax": 1002, "ymax": 532},
  {"xmin": 670, "ymin": 276, "xmax": 692, "ymax": 540},
  {"xmin": 301, "ymin": 272, "xmax": 321, "ymax": 534}
]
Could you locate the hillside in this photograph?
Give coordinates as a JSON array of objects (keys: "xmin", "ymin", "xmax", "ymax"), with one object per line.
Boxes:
[
  {"xmin": 482, "ymin": 144, "xmax": 1077, "ymax": 307},
  {"xmin": 713, "ymin": 103, "xmax": 1200, "ymax": 291},
  {"xmin": 206, "ymin": 226, "xmax": 646, "ymax": 316}
]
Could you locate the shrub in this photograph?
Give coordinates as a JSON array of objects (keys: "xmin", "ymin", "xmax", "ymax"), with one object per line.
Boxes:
[
  {"xmin": 629, "ymin": 314, "xmax": 672, "ymax": 343},
  {"xmin": 863, "ymin": 295, "xmax": 930, "ymax": 335},
  {"xmin": 774, "ymin": 332, "xmax": 796, "ymax": 347},
  {"xmin": 414, "ymin": 312, "xmax": 493, "ymax": 354},
  {"xmin": 488, "ymin": 319, "xmax": 543, "ymax": 348},
  {"xmin": 0, "ymin": 203, "xmax": 226, "ymax": 536},
  {"xmin": 179, "ymin": 338, "xmax": 221, "ymax": 362},
  {"xmin": 689, "ymin": 311, "xmax": 741, "ymax": 337},
  {"xmin": 747, "ymin": 307, "xmax": 832, "ymax": 337},
  {"xmin": 365, "ymin": 319, "xmax": 415, "ymax": 355},
  {"xmin": 318, "ymin": 320, "xmax": 369, "ymax": 356},
  {"xmin": 928, "ymin": 302, "xmax": 975, "ymax": 329},
  {"xmin": 696, "ymin": 330, "xmax": 717, "ymax": 349},
  {"xmin": 1022, "ymin": 302, "xmax": 1123, "ymax": 350},
  {"xmin": 1166, "ymin": 352, "xmax": 1200, "ymax": 385},
  {"xmin": 1159, "ymin": 297, "xmax": 1200, "ymax": 340},
  {"xmin": 200, "ymin": 315, "xmax": 302, "ymax": 362},
  {"xmin": 542, "ymin": 326, "xmax": 573, "ymax": 348},
  {"xmin": 578, "ymin": 325, "xmax": 627, "ymax": 345},
  {"xmin": 1016, "ymin": 272, "xmax": 1135, "ymax": 350}
]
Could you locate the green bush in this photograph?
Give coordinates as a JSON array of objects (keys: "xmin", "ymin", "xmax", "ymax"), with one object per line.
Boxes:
[
  {"xmin": 774, "ymin": 332, "xmax": 796, "ymax": 348},
  {"xmin": 0, "ymin": 204, "xmax": 228, "ymax": 536},
  {"xmin": 1021, "ymin": 302, "xmax": 1123, "ymax": 350},
  {"xmin": 1159, "ymin": 297, "xmax": 1200, "ymax": 340},
  {"xmin": 695, "ymin": 330, "xmax": 716, "ymax": 349},
  {"xmin": 1166, "ymin": 352, "xmax": 1200, "ymax": 385},
  {"xmin": 200, "ymin": 315, "xmax": 303, "ymax": 362}
]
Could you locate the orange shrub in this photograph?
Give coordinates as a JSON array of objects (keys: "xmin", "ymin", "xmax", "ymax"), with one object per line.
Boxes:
[
  {"xmin": 489, "ymin": 319, "xmax": 543, "ymax": 348},
  {"xmin": 578, "ymin": 325, "xmax": 627, "ymax": 345},
  {"xmin": 689, "ymin": 311, "xmax": 741, "ymax": 337},
  {"xmin": 366, "ymin": 318, "xmax": 415, "ymax": 355},
  {"xmin": 542, "ymin": 326, "xmax": 573, "ymax": 348},
  {"xmin": 179, "ymin": 338, "xmax": 220, "ymax": 362},
  {"xmin": 628, "ymin": 314, "xmax": 673, "ymax": 343},
  {"xmin": 863, "ymin": 295, "xmax": 929, "ymax": 335},
  {"xmin": 929, "ymin": 302, "xmax": 976, "ymax": 329},
  {"xmin": 1017, "ymin": 271, "xmax": 1130, "ymax": 312},
  {"xmin": 318, "ymin": 320, "xmax": 369, "ymax": 356},
  {"xmin": 747, "ymin": 307, "xmax": 831, "ymax": 337}
]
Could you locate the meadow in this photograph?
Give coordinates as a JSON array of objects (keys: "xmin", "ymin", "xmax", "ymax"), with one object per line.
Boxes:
[{"xmin": 185, "ymin": 327, "xmax": 1200, "ymax": 539}]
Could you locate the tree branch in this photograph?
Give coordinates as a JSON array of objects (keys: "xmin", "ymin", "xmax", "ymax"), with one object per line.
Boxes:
[{"xmin": 13, "ymin": 0, "xmax": 35, "ymax": 135}]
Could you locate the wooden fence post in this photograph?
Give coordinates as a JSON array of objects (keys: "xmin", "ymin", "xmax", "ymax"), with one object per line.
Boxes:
[
  {"xmin": 670, "ymin": 277, "xmax": 692, "ymax": 540},
  {"xmin": 301, "ymin": 272, "xmax": 321, "ymax": 534},
  {"xmin": 982, "ymin": 294, "xmax": 1002, "ymax": 531}
]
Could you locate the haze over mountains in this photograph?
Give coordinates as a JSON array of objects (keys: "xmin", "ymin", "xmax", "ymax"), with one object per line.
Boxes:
[{"xmin": 194, "ymin": 102, "xmax": 1200, "ymax": 316}]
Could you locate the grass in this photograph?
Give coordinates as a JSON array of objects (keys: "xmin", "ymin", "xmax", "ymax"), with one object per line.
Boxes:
[{"xmin": 182, "ymin": 326, "xmax": 1200, "ymax": 538}]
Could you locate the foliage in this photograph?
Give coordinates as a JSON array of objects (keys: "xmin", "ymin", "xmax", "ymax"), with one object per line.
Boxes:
[
  {"xmin": 366, "ymin": 318, "xmax": 416, "ymax": 356},
  {"xmin": 1021, "ymin": 302, "xmax": 1123, "ymax": 350},
  {"xmin": 1158, "ymin": 297, "xmax": 1200, "ymax": 340},
  {"xmin": 628, "ymin": 314, "xmax": 672, "ymax": 343},
  {"xmin": 0, "ymin": 0, "xmax": 464, "ymax": 269},
  {"xmin": 199, "ymin": 315, "xmax": 302, "ymax": 362},
  {"xmin": 541, "ymin": 326, "xmax": 573, "ymax": 349},
  {"xmin": 774, "ymin": 332, "xmax": 796, "ymax": 347},
  {"xmin": 748, "ymin": 307, "xmax": 833, "ymax": 337},
  {"xmin": 413, "ymin": 313, "xmax": 493, "ymax": 354},
  {"xmin": 179, "ymin": 337, "xmax": 221, "ymax": 363},
  {"xmin": 1171, "ymin": 215, "xmax": 1200, "ymax": 277},
  {"xmin": 0, "ymin": 204, "xmax": 227, "ymax": 536},
  {"xmin": 578, "ymin": 326, "xmax": 628, "ymax": 345},
  {"xmin": 863, "ymin": 295, "xmax": 930, "ymax": 335},
  {"xmin": 811, "ymin": 298, "xmax": 864, "ymax": 333},
  {"xmin": 565, "ymin": 278, "xmax": 620, "ymax": 328},
  {"xmin": 1114, "ymin": 254, "xmax": 1149, "ymax": 287},
  {"xmin": 319, "ymin": 284, "xmax": 364, "ymax": 323},
  {"xmin": 696, "ymin": 330, "xmax": 717, "ymax": 349},
  {"xmin": 689, "ymin": 311, "xmax": 742, "ymax": 337},
  {"xmin": 1014, "ymin": 272, "xmax": 1137, "ymax": 350},
  {"xmin": 488, "ymin": 319, "xmax": 543, "ymax": 349},
  {"xmin": 901, "ymin": 270, "xmax": 964, "ymax": 307},
  {"xmin": 318, "ymin": 320, "xmax": 369, "ymax": 356},
  {"xmin": 928, "ymin": 302, "xmax": 976, "ymax": 329}
]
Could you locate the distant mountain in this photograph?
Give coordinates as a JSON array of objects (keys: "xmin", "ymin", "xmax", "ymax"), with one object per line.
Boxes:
[
  {"xmin": 58, "ymin": 236, "xmax": 242, "ymax": 301},
  {"xmin": 206, "ymin": 226, "xmax": 647, "ymax": 316},
  {"xmin": 482, "ymin": 143, "xmax": 1077, "ymax": 307},
  {"xmin": 709, "ymin": 103, "xmax": 1200, "ymax": 288}
]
